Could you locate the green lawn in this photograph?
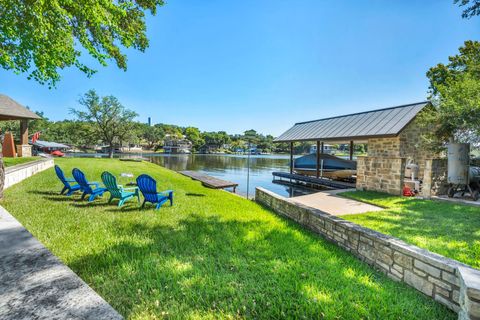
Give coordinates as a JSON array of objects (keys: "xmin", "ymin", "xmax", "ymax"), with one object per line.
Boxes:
[
  {"xmin": 341, "ymin": 191, "xmax": 480, "ymax": 269},
  {"xmin": 2, "ymin": 158, "xmax": 454, "ymax": 319},
  {"xmin": 3, "ymin": 156, "xmax": 40, "ymax": 167}
]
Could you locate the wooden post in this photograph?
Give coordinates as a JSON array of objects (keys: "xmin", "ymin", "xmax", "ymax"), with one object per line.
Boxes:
[
  {"xmin": 20, "ymin": 119, "xmax": 28, "ymax": 145},
  {"xmin": 349, "ymin": 140, "xmax": 354, "ymax": 160},
  {"xmin": 321, "ymin": 141, "xmax": 324, "ymax": 154},
  {"xmin": 290, "ymin": 142, "xmax": 294, "ymax": 174},
  {"xmin": 316, "ymin": 141, "xmax": 320, "ymax": 178}
]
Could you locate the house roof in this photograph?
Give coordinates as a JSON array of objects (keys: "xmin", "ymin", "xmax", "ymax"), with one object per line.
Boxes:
[
  {"xmin": 274, "ymin": 101, "xmax": 429, "ymax": 143},
  {"xmin": 0, "ymin": 94, "xmax": 42, "ymax": 120},
  {"xmin": 33, "ymin": 140, "xmax": 70, "ymax": 149}
]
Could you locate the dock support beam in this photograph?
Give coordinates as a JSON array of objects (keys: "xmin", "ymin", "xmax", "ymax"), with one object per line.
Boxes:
[
  {"xmin": 349, "ymin": 140, "xmax": 354, "ymax": 160},
  {"xmin": 316, "ymin": 141, "xmax": 320, "ymax": 178},
  {"xmin": 290, "ymin": 142, "xmax": 294, "ymax": 174}
]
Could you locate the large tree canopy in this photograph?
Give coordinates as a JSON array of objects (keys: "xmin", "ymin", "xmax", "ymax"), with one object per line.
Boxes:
[
  {"xmin": 421, "ymin": 41, "xmax": 480, "ymax": 146},
  {"xmin": 72, "ymin": 90, "xmax": 138, "ymax": 158},
  {"xmin": 0, "ymin": 0, "xmax": 164, "ymax": 86}
]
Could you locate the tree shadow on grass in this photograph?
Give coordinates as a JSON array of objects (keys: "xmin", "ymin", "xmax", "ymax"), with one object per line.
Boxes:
[
  {"xmin": 30, "ymin": 190, "xmax": 63, "ymax": 196},
  {"xmin": 186, "ymin": 193, "xmax": 206, "ymax": 197},
  {"xmin": 69, "ymin": 214, "xmax": 453, "ymax": 319}
]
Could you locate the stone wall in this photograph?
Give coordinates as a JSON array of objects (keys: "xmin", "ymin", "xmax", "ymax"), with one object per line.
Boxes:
[
  {"xmin": 423, "ymin": 159, "xmax": 449, "ymax": 197},
  {"xmin": 356, "ymin": 156, "xmax": 405, "ymax": 195},
  {"xmin": 256, "ymin": 187, "xmax": 480, "ymax": 317},
  {"xmin": 4, "ymin": 158, "xmax": 54, "ymax": 189},
  {"xmin": 357, "ymin": 118, "xmax": 445, "ymax": 196}
]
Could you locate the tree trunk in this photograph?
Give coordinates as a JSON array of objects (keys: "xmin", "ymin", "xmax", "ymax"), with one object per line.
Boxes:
[
  {"xmin": 0, "ymin": 157, "xmax": 5, "ymax": 199},
  {"xmin": 109, "ymin": 144, "xmax": 114, "ymax": 158}
]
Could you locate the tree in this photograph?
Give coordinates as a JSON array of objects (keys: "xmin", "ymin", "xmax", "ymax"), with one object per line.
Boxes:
[
  {"xmin": 72, "ymin": 90, "xmax": 138, "ymax": 157},
  {"xmin": 184, "ymin": 127, "xmax": 204, "ymax": 151},
  {"xmin": 420, "ymin": 41, "xmax": 480, "ymax": 147},
  {"xmin": 455, "ymin": 0, "xmax": 480, "ymax": 18},
  {"xmin": 0, "ymin": 0, "xmax": 164, "ymax": 87}
]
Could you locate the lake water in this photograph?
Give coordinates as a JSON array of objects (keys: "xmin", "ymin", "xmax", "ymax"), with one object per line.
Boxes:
[{"xmin": 68, "ymin": 153, "xmax": 318, "ymax": 198}]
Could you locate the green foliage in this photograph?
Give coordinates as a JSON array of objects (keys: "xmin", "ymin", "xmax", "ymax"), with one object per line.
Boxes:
[
  {"xmin": 71, "ymin": 90, "xmax": 138, "ymax": 157},
  {"xmin": 184, "ymin": 127, "xmax": 204, "ymax": 151},
  {"xmin": 2, "ymin": 158, "xmax": 455, "ymax": 319},
  {"xmin": 3, "ymin": 157, "xmax": 39, "ymax": 167},
  {"xmin": 455, "ymin": 0, "xmax": 480, "ymax": 18},
  {"xmin": 422, "ymin": 40, "xmax": 480, "ymax": 145},
  {"xmin": 0, "ymin": 0, "xmax": 164, "ymax": 86},
  {"xmin": 341, "ymin": 191, "xmax": 480, "ymax": 269}
]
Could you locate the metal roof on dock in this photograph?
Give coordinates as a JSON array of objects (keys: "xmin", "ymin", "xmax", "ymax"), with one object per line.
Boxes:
[{"xmin": 274, "ymin": 101, "xmax": 429, "ymax": 142}]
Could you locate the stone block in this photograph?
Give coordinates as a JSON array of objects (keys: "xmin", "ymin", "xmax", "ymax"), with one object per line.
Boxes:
[
  {"xmin": 413, "ymin": 268, "xmax": 427, "ymax": 278},
  {"xmin": 376, "ymin": 251, "xmax": 393, "ymax": 266},
  {"xmin": 390, "ymin": 267, "xmax": 403, "ymax": 279},
  {"xmin": 404, "ymin": 270, "xmax": 433, "ymax": 296},
  {"xmin": 359, "ymin": 235, "xmax": 373, "ymax": 246},
  {"xmin": 392, "ymin": 264, "xmax": 404, "ymax": 274},
  {"xmin": 414, "ymin": 260, "xmax": 441, "ymax": 278},
  {"xmin": 358, "ymin": 242, "xmax": 375, "ymax": 261},
  {"xmin": 435, "ymin": 294, "xmax": 460, "ymax": 313},
  {"xmin": 435, "ymin": 286, "xmax": 450, "ymax": 298},
  {"xmin": 16, "ymin": 144, "xmax": 32, "ymax": 157},
  {"xmin": 393, "ymin": 251, "xmax": 412, "ymax": 269},
  {"xmin": 428, "ymin": 276, "xmax": 452, "ymax": 291}
]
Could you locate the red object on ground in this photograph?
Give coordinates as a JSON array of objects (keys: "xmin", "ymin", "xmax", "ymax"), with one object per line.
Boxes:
[
  {"xmin": 403, "ymin": 186, "xmax": 415, "ymax": 197},
  {"xmin": 51, "ymin": 150, "xmax": 65, "ymax": 157},
  {"xmin": 2, "ymin": 132, "xmax": 16, "ymax": 157}
]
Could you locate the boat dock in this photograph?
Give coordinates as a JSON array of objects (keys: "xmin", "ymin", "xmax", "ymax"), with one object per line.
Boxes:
[
  {"xmin": 180, "ymin": 171, "xmax": 238, "ymax": 192},
  {"xmin": 272, "ymin": 171, "xmax": 356, "ymax": 190}
]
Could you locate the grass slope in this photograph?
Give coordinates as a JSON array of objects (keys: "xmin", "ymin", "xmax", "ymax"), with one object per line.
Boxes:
[
  {"xmin": 3, "ymin": 156, "xmax": 40, "ymax": 167},
  {"xmin": 2, "ymin": 158, "xmax": 454, "ymax": 319},
  {"xmin": 342, "ymin": 191, "xmax": 480, "ymax": 269}
]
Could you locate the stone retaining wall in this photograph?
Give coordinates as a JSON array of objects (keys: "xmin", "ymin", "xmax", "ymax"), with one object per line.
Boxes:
[
  {"xmin": 256, "ymin": 187, "xmax": 480, "ymax": 318},
  {"xmin": 4, "ymin": 158, "xmax": 54, "ymax": 189}
]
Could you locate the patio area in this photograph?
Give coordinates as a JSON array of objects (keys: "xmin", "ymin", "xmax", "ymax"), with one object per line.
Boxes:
[{"xmin": 290, "ymin": 189, "xmax": 383, "ymax": 216}]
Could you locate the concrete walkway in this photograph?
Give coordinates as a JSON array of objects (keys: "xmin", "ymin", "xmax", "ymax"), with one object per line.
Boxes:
[
  {"xmin": 0, "ymin": 206, "xmax": 122, "ymax": 320},
  {"xmin": 291, "ymin": 189, "xmax": 383, "ymax": 216}
]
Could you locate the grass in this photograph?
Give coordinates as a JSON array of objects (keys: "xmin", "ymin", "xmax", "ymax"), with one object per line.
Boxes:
[
  {"xmin": 2, "ymin": 158, "xmax": 454, "ymax": 319},
  {"xmin": 3, "ymin": 156, "xmax": 40, "ymax": 167},
  {"xmin": 341, "ymin": 191, "xmax": 480, "ymax": 269}
]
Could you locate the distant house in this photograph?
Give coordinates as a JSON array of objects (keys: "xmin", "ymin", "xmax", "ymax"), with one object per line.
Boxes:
[
  {"xmin": 198, "ymin": 144, "xmax": 219, "ymax": 154},
  {"xmin": 163, "ymin": 135, "xmax": 192, "ymax": 154},
  {"xmin": 310, "ymin": 144, "xmax": 336, "ymax": 155}
]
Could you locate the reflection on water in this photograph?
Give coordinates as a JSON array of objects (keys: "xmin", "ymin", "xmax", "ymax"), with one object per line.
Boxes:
[{"xmin": 67, "ymin": 153, "xmax": 320, "ymax": 198}]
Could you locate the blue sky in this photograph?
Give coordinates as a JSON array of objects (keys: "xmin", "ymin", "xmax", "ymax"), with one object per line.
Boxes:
[{"xmin": 1, "ymin": 0, "xmax": 478, "ymax": 136}]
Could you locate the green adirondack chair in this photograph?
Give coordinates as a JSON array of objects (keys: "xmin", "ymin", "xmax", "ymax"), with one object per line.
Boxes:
[{"xmin": 101, "ymin": 171, "xmax": 140, "ymax": 207}]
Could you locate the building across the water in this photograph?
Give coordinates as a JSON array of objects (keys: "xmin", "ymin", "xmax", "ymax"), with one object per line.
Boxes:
[
  {"xmin": 275, "ymin": 102, "xmax": 447, "ymax": 197},
  {"xmin": 163, "ymin": 135, "xmax": 192, "ymax": 154}
]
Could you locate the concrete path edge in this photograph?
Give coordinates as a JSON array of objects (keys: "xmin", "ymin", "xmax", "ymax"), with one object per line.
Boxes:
[{"xmin": 0, "ymin": 205, "xmax": 123, "ymax": 320}]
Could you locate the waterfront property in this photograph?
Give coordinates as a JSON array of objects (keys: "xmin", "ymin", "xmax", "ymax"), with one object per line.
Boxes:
[
  {"xmin": 274, "ymin": 102, "xmax": 447, "ymax": 197},
  {"xmin": 0, "ymin": 158, "xmax": 454, "ymax": 319}
]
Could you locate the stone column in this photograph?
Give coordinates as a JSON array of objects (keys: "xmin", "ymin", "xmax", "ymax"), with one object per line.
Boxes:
[
  {"xmin": 17, "ymin": 119, "xmax": 32, "ymax": 157},
  {"xmin": 458, "ymin": 266, "xmax": 480, "ymax": 320}
]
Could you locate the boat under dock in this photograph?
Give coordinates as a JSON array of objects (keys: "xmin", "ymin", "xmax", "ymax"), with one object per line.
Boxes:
[{"xmin": 272, "ymin": 171, "xmax": 356, "ymax": 190}]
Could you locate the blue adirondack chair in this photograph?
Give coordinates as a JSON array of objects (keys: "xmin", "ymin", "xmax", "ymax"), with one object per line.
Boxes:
[
  {"xmin": 55, "ymin": 165, "xmax": 81, "ymax": 196},
  {"xmin": 72, "ymin": 168, "xmax": 107, "ymax": 202},
  {"xmin": 101, "ymin": 171, "xmax": 140, "ymax": 207},
  {"xmin": 136, "ymin": 174, "xmax": 173, "ymax": 210}
]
